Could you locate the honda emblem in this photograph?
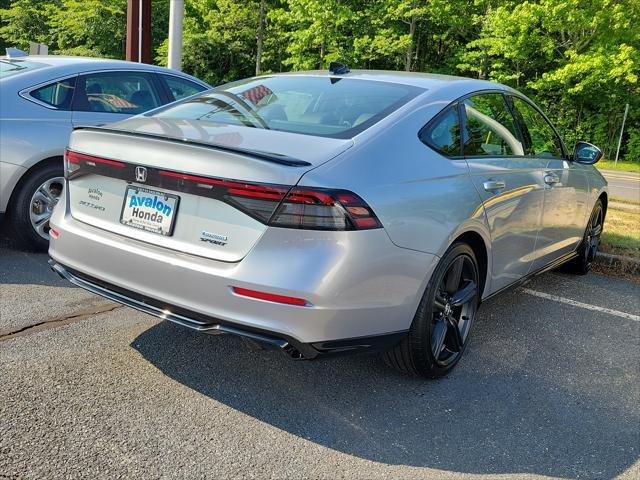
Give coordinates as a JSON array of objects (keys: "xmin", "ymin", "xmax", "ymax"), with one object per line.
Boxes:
[{"xmin": 135, "ymin": 166, "xmax": 147, "ymax": 183}]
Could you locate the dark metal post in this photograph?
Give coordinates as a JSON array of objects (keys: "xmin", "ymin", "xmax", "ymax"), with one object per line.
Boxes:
[{"xmin": 126, "ymin": 0, "xmax": 152, "ymax": 63}]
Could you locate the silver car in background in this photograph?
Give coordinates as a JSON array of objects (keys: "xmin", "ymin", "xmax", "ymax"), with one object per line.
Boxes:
[
  {"xmin": 0, "ymin": 54, "xmax": 209, "ymax": 250},
  {"xmin": 49, "ymin": 69, "xmax": 607, "ymax": 377}
]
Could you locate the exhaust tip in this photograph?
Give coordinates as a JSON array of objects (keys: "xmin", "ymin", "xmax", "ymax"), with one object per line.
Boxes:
[{"xmin": 282, "ymin": 343, "xmax": 305, "ymax": 360}]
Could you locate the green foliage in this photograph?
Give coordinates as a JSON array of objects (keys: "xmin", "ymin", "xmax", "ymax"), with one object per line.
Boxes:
[
  {"xmin": 47, "ymin": 0, "xmax": 126, "ymax": 58},
  {"xmin": 0, "ymin": 0, "xmax": 55, "ymax": 50},
  {"xmin": 0, "ymin": 0, "xmax": 637, "ymax": 160}
]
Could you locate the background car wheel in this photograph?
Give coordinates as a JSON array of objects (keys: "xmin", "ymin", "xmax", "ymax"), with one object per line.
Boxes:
[
  {"xmin": 563, "ymin": 199, "xmax": 604, "ymax": 276},
  {"xmin": 9, "ymin": 163, "xmax": 64, "ymax": 252},
  {"xmin": 384, "ymin": 242, "xmax": 480, "ymax": 378}
]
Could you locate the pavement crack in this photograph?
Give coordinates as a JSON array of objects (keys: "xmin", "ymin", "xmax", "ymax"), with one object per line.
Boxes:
[{"xmin": 0, "ymin": 302, "xmax": 124, "ymax": 341}]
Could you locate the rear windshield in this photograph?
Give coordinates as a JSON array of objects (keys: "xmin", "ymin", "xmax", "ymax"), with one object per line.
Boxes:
[
  {"xmin": 154, "ymin": 76, "xmax": 424, "ymax": 139},
  {"xmin": 0, "ymin": 59, "xmax": 47, "ymax": 78}
]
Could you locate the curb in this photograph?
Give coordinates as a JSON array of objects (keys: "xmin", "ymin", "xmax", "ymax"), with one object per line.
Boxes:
[
  {"xmin": 595, "ymin": 252, "xmax": 640, "ymax": 275},
  {"xmin": 609, "ymin": 201, "xmax": 640, "ymax": 212}
]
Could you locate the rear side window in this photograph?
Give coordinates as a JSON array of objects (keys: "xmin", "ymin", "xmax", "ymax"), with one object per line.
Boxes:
[
  {"xmin": 420, "ymin": 105, "xmax": 461, "ymax": 156},
  {"xmin": 155, "ymin": 76, "xmax": 424, "ymax": 139},
  {"xmin": 30, "ymin": 77, "xmax": 76, "ymax": 109},
  {"xmin": 73, "ymin": 71, "xmax": 162, "ymax": 114},
  {"xmin": 510, "ymin": 96, "xmax": 564, "ymax": 158},
  {"xmin": 162, "ymin": 75, "xmax": 206, "ymax": 100},
  {"xmin": 463, "ymin": 93, "xmax": 524, "ymax": 156}
]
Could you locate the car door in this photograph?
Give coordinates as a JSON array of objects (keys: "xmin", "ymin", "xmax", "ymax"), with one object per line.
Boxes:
[
  {"xmin": 462, "ymin": 92, "xmax": 547, "ymax": 293},
  {"xmin": 509, "ymin": 95, "xmax": 590, "ymax": 269},
  {"xmin": 71, "ymin": 70, "xmax": 164, "ymax": 127}
]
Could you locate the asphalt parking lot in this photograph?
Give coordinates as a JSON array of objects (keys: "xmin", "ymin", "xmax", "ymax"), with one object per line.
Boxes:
[{"xmin": 1, "ymin": 231, "xmax": 639, "ymax": 480}]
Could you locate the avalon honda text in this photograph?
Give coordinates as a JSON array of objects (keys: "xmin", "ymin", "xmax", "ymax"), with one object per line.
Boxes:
[{"xmin": 48, "ymin": 67, "xmax": 607, "ymax": 377}]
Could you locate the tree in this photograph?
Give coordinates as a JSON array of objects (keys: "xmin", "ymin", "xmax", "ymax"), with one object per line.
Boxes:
[
  {"xmin": 0, "ymin": 0, "xmax": 56, "ymax": 51},
  {"xmin": 46, "ymin": 0, "xmax": 126, "ymax": 58}
]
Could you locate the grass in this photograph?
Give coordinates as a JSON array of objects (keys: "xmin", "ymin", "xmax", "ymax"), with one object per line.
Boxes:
[
  {"xmin": 597, "ymin": 159, "xmax": 640, "ymax": 173},
  {"xmin": 611, "ymin": 196, "xmax": 640, "ymax": 206},
  {"xmin": 600, "ymin": 204, "xmax": 640, "ymax": 259}
]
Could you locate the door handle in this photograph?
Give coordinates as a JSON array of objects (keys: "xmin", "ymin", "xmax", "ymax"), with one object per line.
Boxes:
[
  {"xmin": 544, "ymin": 173, "xmax": 560, "ymax": 185},
  {"xmin": 483, "ymin": 179, "xmax": 506, "ymax": 192}
]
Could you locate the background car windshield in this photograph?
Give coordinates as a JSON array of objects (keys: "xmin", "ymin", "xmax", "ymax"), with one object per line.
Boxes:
[
  {"xmin": 155, "ymin": 76, "xmax": 423, "ymax": 138},
  {"xmin": 0, "ymin": 59, "xmax": 47, "ymax": 78}
]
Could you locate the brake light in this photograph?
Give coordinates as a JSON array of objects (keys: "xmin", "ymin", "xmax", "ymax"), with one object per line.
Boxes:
[
  {"xmin": 268, "ymin": 187, "xmax": 382, "ymax": 230},
  {"xmin": 160, "ymin": 170, "xmax": 380, "ymax": 230},
  {"xmin": 63, "ymin": 152, "xmax": 381, "ymax": 231},
  {"xmin": 232, "ymin": 287, "xmax": 308, "ymax": 306},
  {"xmin": 64, "ymin": 149, "xmax": 80, "ymax": 178},
  {"xmin": 159, "ymin": 170, "xmax": 289, "ymax": 222},
  {"xmin": 65, "ymin": 149, "xmax": 125, "ymax": 178}
]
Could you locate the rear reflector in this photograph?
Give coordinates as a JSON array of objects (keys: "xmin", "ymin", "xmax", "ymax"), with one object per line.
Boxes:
[
  {"xmin": 232, "ymin": 287, "xmax": 308, "ymax": 306},
  {"xmin": 49, "ymin": 228, "xmax": 60, "ymax": 239}
]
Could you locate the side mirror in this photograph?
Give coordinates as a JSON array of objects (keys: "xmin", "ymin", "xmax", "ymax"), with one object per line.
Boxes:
[{"xmin": 573, "ymin": 141, "xmax": 603, "ymax": 164}]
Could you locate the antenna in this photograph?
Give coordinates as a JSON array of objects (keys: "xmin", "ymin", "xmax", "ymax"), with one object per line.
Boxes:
[
  {"xmin": 6, "ymin": 48, "xmax": 28, "ymax": 58},
  {"xmin": 329, "ymin": 62, "xmax": 350, "ymax": 75}
]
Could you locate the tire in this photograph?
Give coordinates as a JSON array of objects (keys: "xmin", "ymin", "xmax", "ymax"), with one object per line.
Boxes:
[
  {"xmin": 9, "ymin": 163, "xmax": 64, "ymax": 252},
  {"xmin": 563, "ymin": 199, "xmax": 604, "ymax": 275},
  {"xmin": 384, "ymin": 242, "xmax": 480, "ymax": 378}
]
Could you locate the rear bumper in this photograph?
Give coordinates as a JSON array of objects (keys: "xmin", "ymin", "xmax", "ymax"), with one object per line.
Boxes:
[
  {"xmin": 48, "ymin": 190, "xmax": 437, "ymax": 352},
  {"xmin": 49, "ymin": 260, "xmax": 407, "ymax": 359}
]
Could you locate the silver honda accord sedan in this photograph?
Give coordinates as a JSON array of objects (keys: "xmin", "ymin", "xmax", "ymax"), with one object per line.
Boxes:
[
  {"xmin": 0, "ymin": 53, "xmax": 209, "ymax": 251},
  {"xmin": 48, "ymin": 68, "xmax": 608, "ymax": 377}
]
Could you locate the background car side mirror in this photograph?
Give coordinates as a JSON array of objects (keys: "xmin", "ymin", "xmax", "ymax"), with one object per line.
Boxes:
[{"xmin": 573, "ymin": 141, "xmax": 603, "ymax": 164}]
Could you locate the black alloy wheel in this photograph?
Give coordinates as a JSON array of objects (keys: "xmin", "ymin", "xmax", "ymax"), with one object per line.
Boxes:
[
  {"xmin": 430, "ymin": 253, "xmax": 478, "ymax": 367},
  {"xmin": 564, "ymin": 199, "xmax": 605, "ymax": 275},
  {"xmin": 384, "ymin": 242, "xmax": 480, "ymax": 378}
]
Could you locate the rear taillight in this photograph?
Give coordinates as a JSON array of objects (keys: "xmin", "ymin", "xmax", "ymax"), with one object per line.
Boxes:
[
  {"xmin": 64, "ymin": 150, "xmax": 381, "ymax": 231},
  {"xmin": 65, "ymin": 149, "xmax": 125, "ymax": 179},
  {"xmin": 159, "ymin": 170, "xmax": 381, "ymax": 230},
  {"xmin": 64, "ymin": 149, "xmax": 80, "ymax": 178},
  {"xmin": 268, "ymin": 187, "xmax": 382, "ymax": 230},
  {"xmin": 159, "ymin": 170, "xmax": 289, "ymax": 223}
]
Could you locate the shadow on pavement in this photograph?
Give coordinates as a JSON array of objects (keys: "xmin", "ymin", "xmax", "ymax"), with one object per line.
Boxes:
[
  {"xmin": 0, "ymin": 225, "xmax": 71, "ymax": 287},
  {"xmin": 132, "ymin": 288, "xmax": 639, "ymax": 478}
]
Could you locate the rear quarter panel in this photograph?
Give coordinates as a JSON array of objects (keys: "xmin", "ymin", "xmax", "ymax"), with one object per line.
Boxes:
[{"xmin": 299, "ymin": 98, "xmax": 492, "ymax": 294}]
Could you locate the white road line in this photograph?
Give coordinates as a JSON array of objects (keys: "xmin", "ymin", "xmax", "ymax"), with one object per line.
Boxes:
[{"xmin": 522, "ymin": 288, "xmax": 640, "ymax": 322}]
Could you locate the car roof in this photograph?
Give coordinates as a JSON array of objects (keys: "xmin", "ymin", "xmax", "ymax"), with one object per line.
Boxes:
[
  {"xmin": 265, "ymin": 69, "xmax": 513, "ymax": 99},
  {"xmin": 3, "ymin": 54, "xmax": 170, "ymax": 71},
  {"xmin": 0, "ymin": 55, "xmax": 209, "ymax": 87}
]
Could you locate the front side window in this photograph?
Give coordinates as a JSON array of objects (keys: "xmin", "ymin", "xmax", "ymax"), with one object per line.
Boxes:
[
  {"xmin": 73, "ymin": 71, "xmax": 161, "ymax": 114},
  {"xmin": 420, "ymin": 105, "xmax": 461, "ymax": 156},
  {"xmin": 510, "ymin": 96, "xmax": 564, "ymax": 158},
  {"xmin": 163, "ymin": 75, "xmax": 206, "ymax": 101},
  {"xmin": 155, "ymin": 76, "xmax": 424, "ymax": 139},
  {"xmin": 30, "ymin": 77, "xmax": 76, "ymax": 109},
  {"xmin": 463, "ymin": 93, "xmax": 524, "ymax": 156}
]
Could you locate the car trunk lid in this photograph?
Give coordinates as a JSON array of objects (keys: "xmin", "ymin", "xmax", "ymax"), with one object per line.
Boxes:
[{"xmin": 66, "ymin": 122, "xmax": 352, "ymax": 262}]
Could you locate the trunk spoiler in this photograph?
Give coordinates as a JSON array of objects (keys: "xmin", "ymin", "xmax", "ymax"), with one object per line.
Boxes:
[{"xmin": 72, "ymin": 126, "xmax": 312, "ymax": 168}]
